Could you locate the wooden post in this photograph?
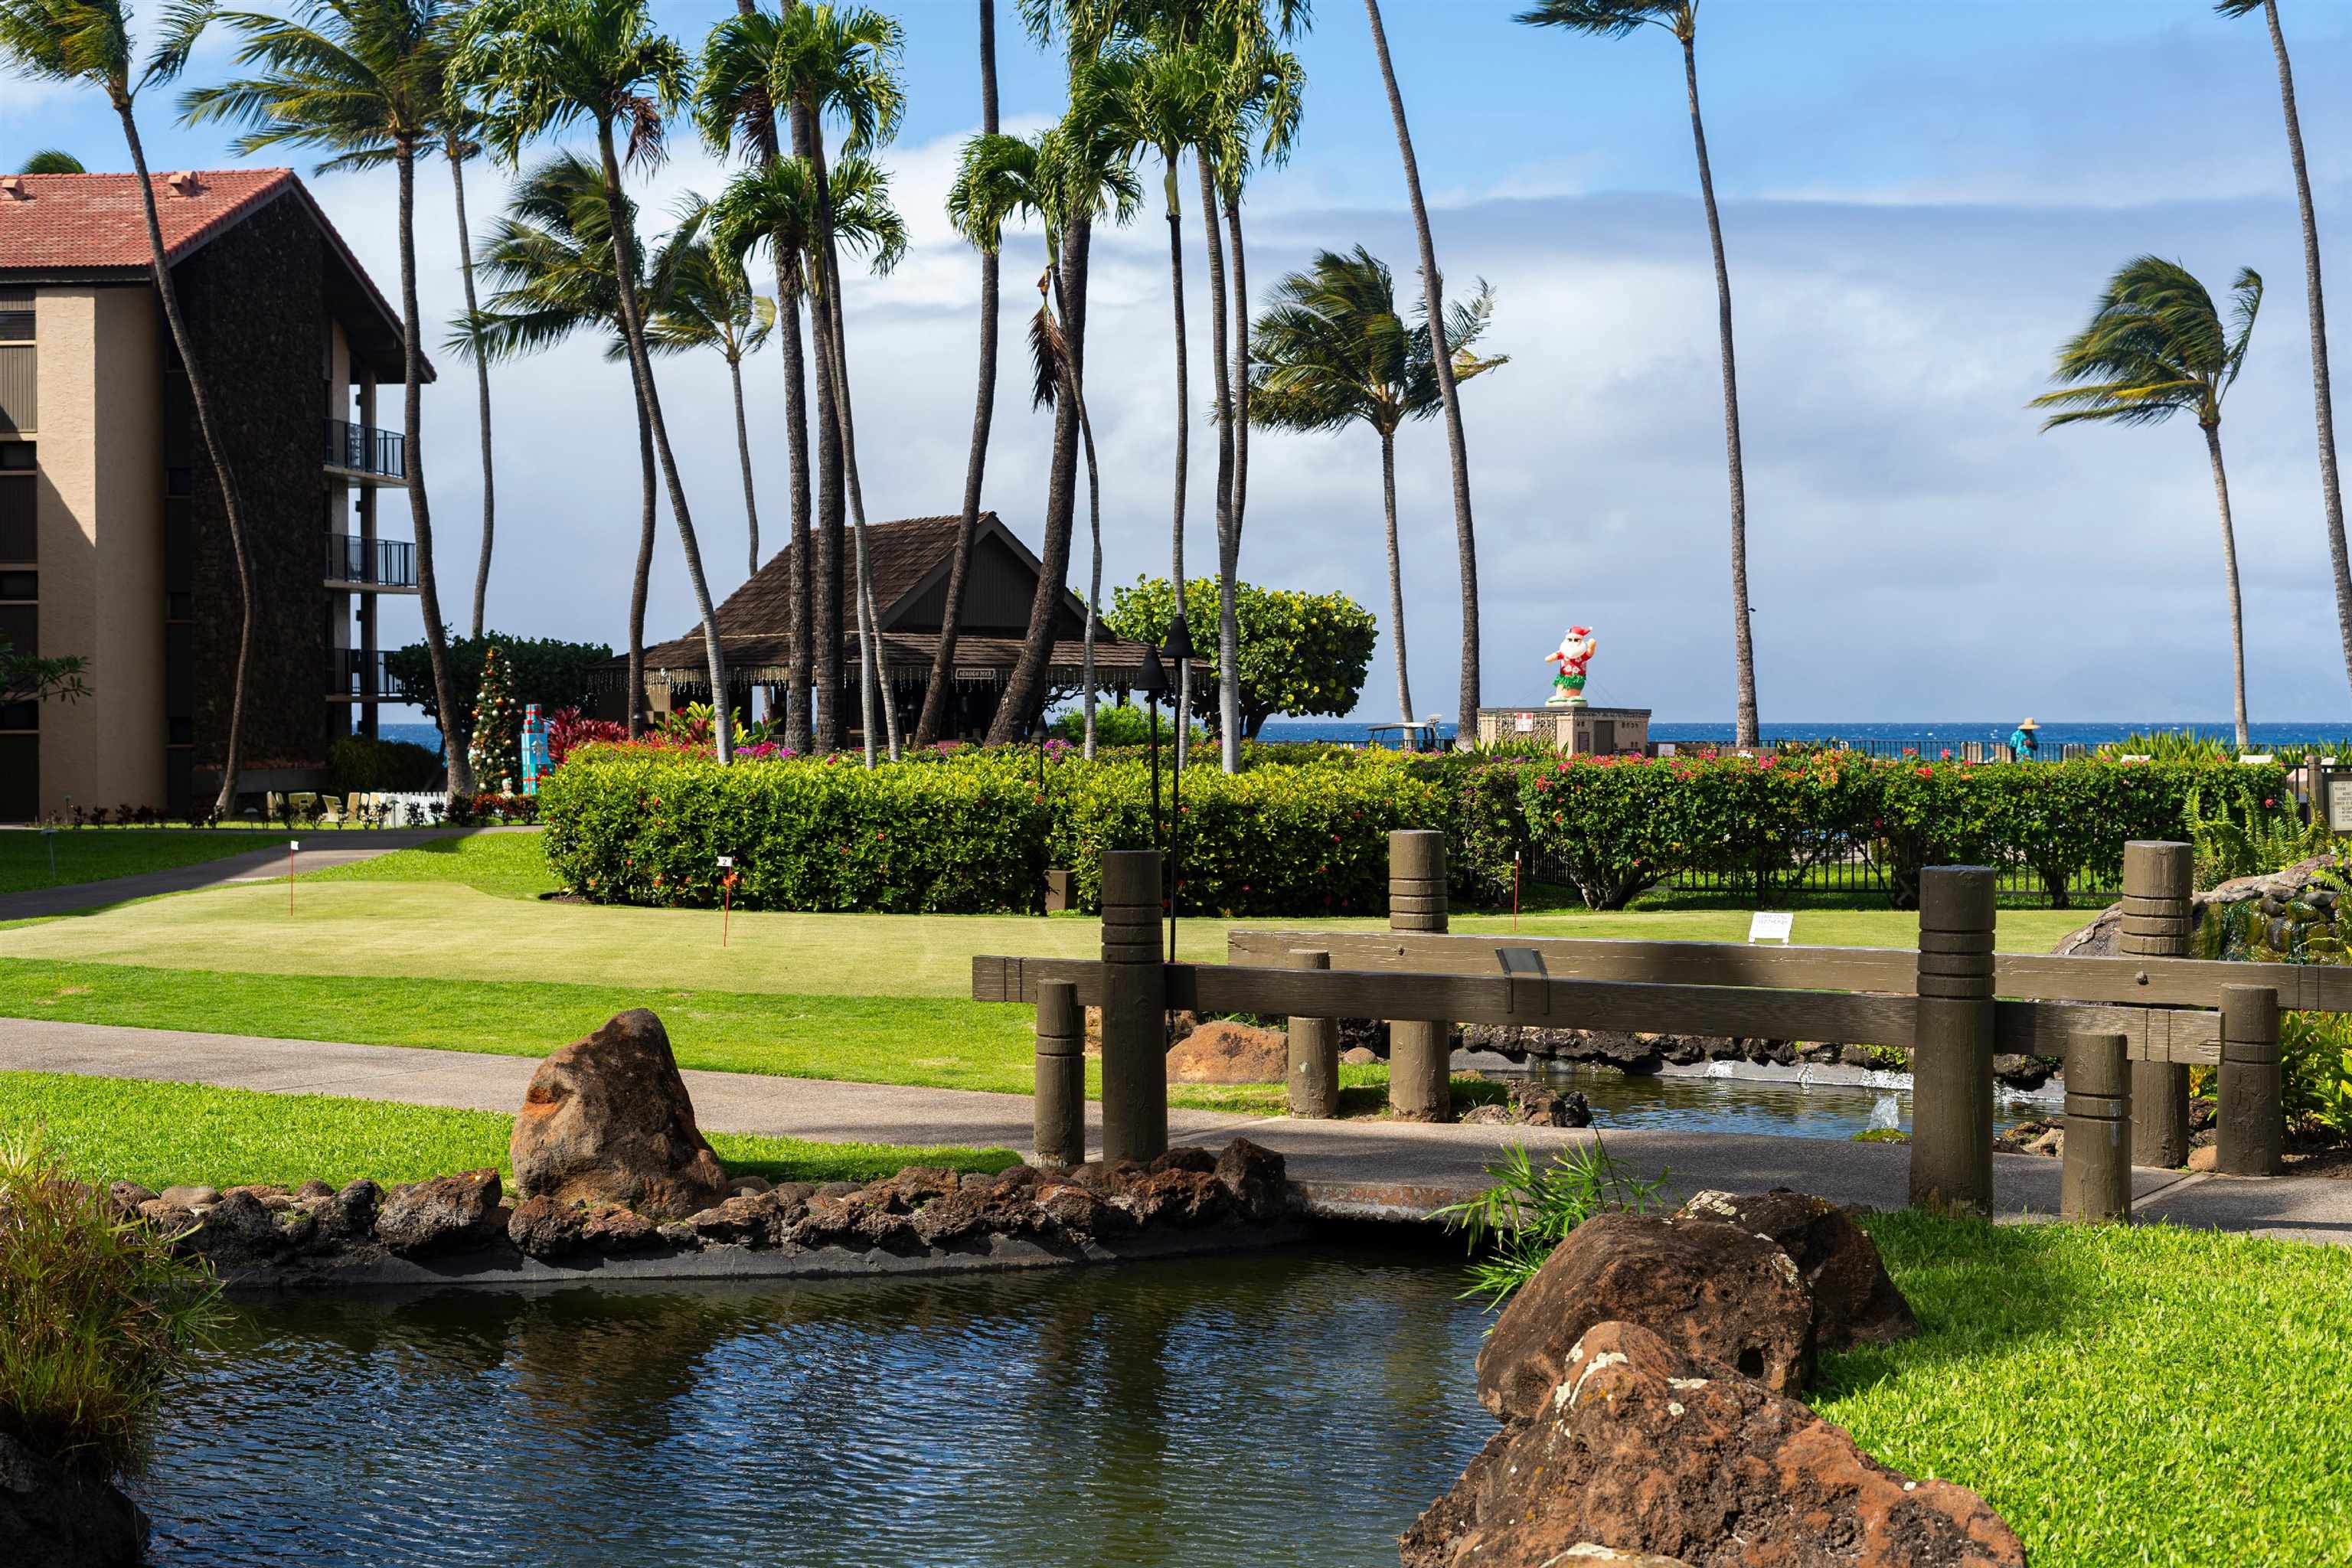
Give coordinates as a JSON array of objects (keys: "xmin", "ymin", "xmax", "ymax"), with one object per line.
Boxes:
[
  {"xmin": 1285, "ymin": 949, "xmax": 1338, "ymax": 1119},
  {"xmin": 1099, "ymin": 849, "xmax": 1167, "ymax": 1162},
  {"xmin": 1388, "ymin": 829, "xmax": 1452, "ymax": 1122},
  {"xmin": 2120, "ymin": 841, "xmax": 2194, "ymax": 1167},
  {"xmin": 2061, "ymin": 1030, "xmax": 2131, "ymax": 1223},
  {"xmin": 2217, "ymin": 983, "xmax": 2283, "ymax": 1176},
  {"xmin": 1911, "ymin": 865, "xmax": 1995, "ymax": 1215},
  {"xmin": 1034, "ymin": 979, "xmax": 1084, "ymax": 1167}
]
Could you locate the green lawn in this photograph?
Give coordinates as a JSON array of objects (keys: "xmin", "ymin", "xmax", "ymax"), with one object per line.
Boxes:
[
  {"xmin": 0, "ymin": 1071, "xmax": 1018, "ymax": 1190},
  {"xmin": 300, "ymin": 830, "xmax": 557, "ymax": 901},
  {"xmin": 0, "ymin": 828, "xmax": 296, "ymax": 895},
  {"xmin": 1820, "ymin": 1212, "xmax": 2352, "ymax": 1566}
]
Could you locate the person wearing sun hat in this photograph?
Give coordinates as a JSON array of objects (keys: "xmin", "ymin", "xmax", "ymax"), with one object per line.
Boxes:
[{"xmin": 2009, "ymin": 717, "xmax": 2040, "ymax": 760}]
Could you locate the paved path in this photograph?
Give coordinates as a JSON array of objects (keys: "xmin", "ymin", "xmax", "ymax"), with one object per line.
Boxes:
[
  {"xmin": 5, "ymin": 1017, "xmax": 2350, "ymax": 1246},
  {"xmin": 0, "ymin": 828, "xmax": 486, "ymax": 921}
]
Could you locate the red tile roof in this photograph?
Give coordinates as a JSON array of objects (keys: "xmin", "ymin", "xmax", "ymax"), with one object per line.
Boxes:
[{"xmin": 0, "ymin": 168, "xmax": 299, "ymax": 270}]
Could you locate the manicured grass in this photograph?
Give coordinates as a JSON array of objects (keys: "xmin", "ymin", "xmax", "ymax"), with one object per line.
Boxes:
[
  {"xmin": 0, "ymin": 828, "xmax": 295, "ymax": 895},
  {"xmin": 299, "ymin": 830, "xmax": 557, "ymax": 902},
  {"xmin": 1821, "ymin": 1211, "xmax": 2352, "ymax": 1566},
  {"xmin": 0, "ymin": 1071, "xmax": 1018, "ymax": 1190}
]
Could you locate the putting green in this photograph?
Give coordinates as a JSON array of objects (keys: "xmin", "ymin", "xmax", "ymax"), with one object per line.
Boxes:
[{"xmin": 0, "ymin": 879, "xmax": 2090, "ymax": 1001}]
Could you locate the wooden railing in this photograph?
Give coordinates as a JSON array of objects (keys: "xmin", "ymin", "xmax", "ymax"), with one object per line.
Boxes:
[{"xmin": 972, "ymin": 838, "xmax": 2306, "ymax": 1223}]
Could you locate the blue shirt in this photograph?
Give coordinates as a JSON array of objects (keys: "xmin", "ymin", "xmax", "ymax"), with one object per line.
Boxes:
[{"xmin": 2010, "ymin": 727, "xmax": 2039, "ymax": 759}]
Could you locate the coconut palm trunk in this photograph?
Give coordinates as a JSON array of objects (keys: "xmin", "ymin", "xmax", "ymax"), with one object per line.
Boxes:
[
  {"xmin": 1196, "ymin": 154, "xmax": 1241, "ymax": 771},
  {"xmin": 1225, "ymin": 190, "xmax": 1250, "ymax": 544},
  {"xmin": 394, "ymin": 137, "xmax": 472, "ymax": 802},
  {"xmin": 776, "ymin": 266, "xmax": 815, "ymax": 751},
  {"xmin": 789, "ymin": 96, "xmax": 845, "ymax": 754},
  {"xmin": 1380, "ymin": 426, "xmax": 1413, "ymax": 722},
  {"xmin": 1363, "ymin": 0, "xmax": 1478, "ymax": 737},
  {"xmin": 1679, "ymin": 32, "xmax": 1758, "ymax": 749},
  {"xmin": 915, "ymin": 0, "xmax": 1001, "ymax": 750},
  {"xmin": 2204, "ymin": 422, "xmax": 2253, "ymax": 750},
  {"xmin": 626, "ymin": 381, "xmax": 655, "ymax": 739},
  {"xmin": 450, "ymin": 141, "xmax": 497, "ymax": 643},
  {"xmin": 1161, "ymin": 152, "xmax": 1192, "ymax": 767},
  {"xmin": 2251, "ymin": 0, "xmax": 2352, "ymax": 698},
  {"xmin": 594, "ymin": 121, "xmax": 733, "ymax": 763},
  {"xmin": 725, "ymin": 348, "xmax": 760, "ymax": 577},
  {"xmin": 111, "ymin": 108, "xmax": 256, "ymax": 815}
]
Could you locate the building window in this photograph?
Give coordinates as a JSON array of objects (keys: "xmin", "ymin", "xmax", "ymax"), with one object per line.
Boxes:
[
  {"xmin": 0, "ymin": 443, "xmax": 29, "ymax": 469},
  {"xmin": 0, "ymin": 443, "xmax": 29, "ymax": 564},
  {"xmin": 0, "ymin": 292, "xmax": 28, "ymax": 342},
  {"xmin": 0, "ymin": 570, "xmax": 31, "ymax": 599}
]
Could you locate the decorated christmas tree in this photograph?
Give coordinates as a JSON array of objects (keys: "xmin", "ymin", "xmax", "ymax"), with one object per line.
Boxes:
[{"xmin": 467, "ymin": 644, "xmax": 520, "ymax": 791}]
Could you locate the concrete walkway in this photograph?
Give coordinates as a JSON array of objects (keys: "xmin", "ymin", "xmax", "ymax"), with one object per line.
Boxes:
[
  {"xmin": 5, "ymin": 1016, "xmax": 2350, "ymax": 1246},
  {"xmin": 0, "ymin": 828, "xmax": 483, "ymax": 921}
]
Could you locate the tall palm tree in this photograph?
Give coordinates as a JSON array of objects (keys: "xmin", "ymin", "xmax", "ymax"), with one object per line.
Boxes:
[
  {"xmin": 2218, "ymin": 0, "xmax": 2352, "ymax": 701},
  {"xmin": 1520, "ymin": 0, "xmax": 1756, "ymax": 747},
  {"xmin": 0, "ymin": 0, "xmax": 260, "ymax": 817},
  {"xmin": 1250, "ymin": 247, "xmax": 1504, "ymax": 724},
  {"xmin": 951, "ymin": 122, "xmax": 1138, "ymax": 755},
  {"xmin": 18, "ymin": 146, "xmax": 83, "ymax": 170},
  {"xmin": 435, "ymin": 83, "xmax": 500, "ymax": 642},
  {"xmin": 184, "ymin": 0, "xmax": 478, "ymax": 803},
  {"xmin": 2031, "ymin": 257, "xmax": 2263, "ymax": 750},
  {"xmin": 645, "ymin": 196, "xmax": 775, "ymax": 581},
  {"xmin": 912, "ymin": 0, "xmax": 1000, "ymax": 750},
  {"xmin": 459, "ymin": 0, "xmax": 736, "ymax": 761},
  {"xmin": 459, "ymin": 150, "xmax": 661, "ymax": 738},
  {"xmin": 1361, "ymin": 0, "xmax": 1479, "ymax": 744}
]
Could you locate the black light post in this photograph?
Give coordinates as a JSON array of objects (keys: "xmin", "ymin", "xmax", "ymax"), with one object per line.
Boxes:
[
  {"xmin": 1136, "ymin": 643, "xmax": 1169, "ymax": 859},
  {"xmin": 1160, "ymin": 614, "xmax": 1195, "ymax": 963}
]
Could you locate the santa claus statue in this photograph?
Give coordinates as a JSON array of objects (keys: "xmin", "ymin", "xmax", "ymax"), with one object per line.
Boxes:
[{"xmin": 1547, "ymin": 626, "xmax": 1596, "ymax": 707}]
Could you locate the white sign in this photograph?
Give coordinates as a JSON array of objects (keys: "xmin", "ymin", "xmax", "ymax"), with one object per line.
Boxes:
[
  {"xmin": 717, "ymin": 856, "xmax": 735, "ymax": 868},
  {"xmin": 2239, "ymin": 754, "xmax": 2276, "ymax": 766},
  {"xmin": 1747, "ymin": 910, "xmax": 1794, "ymax": 945},
  {"xmin": 1514, "ymin": 712, "xmax": 1534, "ymax": 733},
  {"xmin": 2328, "ymin": 778, "xmax": 2352, "ymax": 834},
  {"xmin": 288, "ymin": 840, "xmax": 299, "ymax": 853}
]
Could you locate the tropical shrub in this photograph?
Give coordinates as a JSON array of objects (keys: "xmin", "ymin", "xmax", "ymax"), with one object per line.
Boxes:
[
  {"xmin": 0, "ymin": 1138, "xmax": 217, "ymax": 1477},
  {"xmin": 1104, "ymin": 575, "xmax": 1377, "ymax": 738},
  {"xmin": 1517, "ymin": 756, "xmax": 1684, "ymax": 910},
  {"xmin": 387, "ymin": 632, "xmax": 616, "ymax": 753},
  {"xmin": 322, "ymin": 734, "xmax": 441, "ymax": 795}
]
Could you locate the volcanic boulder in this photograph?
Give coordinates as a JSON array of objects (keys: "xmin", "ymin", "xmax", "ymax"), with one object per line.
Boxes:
[
  {"xmin": 510, "ymin": 1008, "xmax": 729, "ymax": 1220},
  {"xmin": 1673, "ymin": 1188, "xmax": 1918, "ymax": 1350},
  {"xmin": 1165, "ymin": 1020, "xmax": 1289, "ymax": 1083}
]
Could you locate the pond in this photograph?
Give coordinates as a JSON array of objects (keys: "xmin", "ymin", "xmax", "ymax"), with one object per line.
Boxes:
[
  {"xmin": 1517, "ymin": 1061, "xmax": 1916, "ymax": 1139},
  {"xmin": 139, "ymin": 1244, "xmax": 1494, "ymax": 1567}
]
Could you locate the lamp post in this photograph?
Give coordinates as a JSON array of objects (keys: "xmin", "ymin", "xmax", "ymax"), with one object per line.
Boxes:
[
  {"xmin": 1136, "ymin": 642, "xmax": 1169, "ymax": 858},
  {"xmin": 1160, "ymin": 614, "xmax": 1195, "ymax": 962}
]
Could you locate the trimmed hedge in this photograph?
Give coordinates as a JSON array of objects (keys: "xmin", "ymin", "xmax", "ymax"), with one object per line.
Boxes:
[{"xmin": 541, "ymin": 743, "xmax": 2295, "ymax": 915}]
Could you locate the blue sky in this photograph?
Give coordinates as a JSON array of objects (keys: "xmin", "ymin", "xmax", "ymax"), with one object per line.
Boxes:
[{"xmin": 9, "ymin": 0, "xmax": 2352, "ymax": 726}]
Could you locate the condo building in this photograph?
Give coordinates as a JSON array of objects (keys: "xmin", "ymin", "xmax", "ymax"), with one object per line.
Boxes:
[{"xmin": 0, "ymin": 168, "xmax": 424, "ymax": 821}]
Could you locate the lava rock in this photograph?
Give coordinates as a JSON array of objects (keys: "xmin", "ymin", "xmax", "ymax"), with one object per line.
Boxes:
[
  {"xmin": 684, "ymin": 1191, "xmax": 786, "ymax": 1248},
  {"xmin": 508, "ymin": 1195, "xmax": 588, "ymax": 1259},
  {"xmin": 1033, "ymin": 1179, "xmax": 1121, "ymax": 1238},
  {"xmin": 1339, "ymin": 1045, "xmax": 1381, "ymax": 1066},
  {"xmin": 1165, "ymin": 1019, "xmax": 1289, "ymax": 1083},
  {"xmin": 133, "ymin": 1197, "xmax": 196, "ymax": 1236},
  {"xmin": 312, "ymin": 1180, "xmax": 381, "ymax": 1250},
  {"xmin": 376, "ymin": 1170, "xmax": 505, "ymax": 1258},
  {"xmin": 580, "ymin": 1204, "xmax": 662, "ymax": 1253},
  {"xmin": 1150, "ymin": 1146, "xmax": 1217, "ymax": 1176},
  {"xmin": 871, "ymin": 1166, "xmax": 962, "ymax": 1210},
  {"xmin": 1120, "ymin": 1168, "xmax": 1230, "ymax": 1228},
  {"xmin": 1403, "ymin": 1321, "xmax": 2027, "ymax": 1568},
  {"xmin": 180, "ymin": 1189, "xmax": 293, "ymax": 1270},
  {"xmin": 1476, "ymin": 1212, "xmax": 1814, "ymax": 1413},
  {"xmin": 1214, "ymin": 1138, "xmax": 1287, "ymax": 1220},
  {"xmin": 0, "ymin": 1431, "xmax": 149, "ymax": 1568},
  {"xmin": 158, "ymin": 1184, "xmax": 219, "ymax": 1210},
  {"xmin": 508, "ymin": 1008, "xmax": 729, "ymax": 1220},
  {"xmin": 104, "ymin": 1181, "xmax": 156, "ymax": 1218},
  {"xmin": 1673, "ymin": 1189, "xmax": 1917, "ymax": 1350},
  {"xmin": 294, "ymin": 1178, "xmax": 335, "ymax": 1200}
]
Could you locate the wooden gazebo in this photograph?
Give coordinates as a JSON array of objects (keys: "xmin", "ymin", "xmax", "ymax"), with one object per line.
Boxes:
[{"xmin": 616, "ymin": 513, "xmax": 1165, "ymax": 741}]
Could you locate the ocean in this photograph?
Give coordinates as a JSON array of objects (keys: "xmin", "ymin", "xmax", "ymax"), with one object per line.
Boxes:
[{"xmin": 378, "ymin": 719, "xmax": 2350, "ymax": 755}]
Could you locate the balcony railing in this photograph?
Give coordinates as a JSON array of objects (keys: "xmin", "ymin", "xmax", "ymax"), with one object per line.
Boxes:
[
  {"xmin": 331, "ymin": 648, "xmax": 412, "ymax": 701},
  {"xmin": 325, "ymin": 533, "xmax": 416, "ymax": 588},
  {"xmin": 325, "ymin": 418, "xmax": 405, "ymax": 480}
]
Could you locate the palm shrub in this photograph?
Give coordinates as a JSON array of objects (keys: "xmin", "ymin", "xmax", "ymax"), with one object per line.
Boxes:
[
  {"xmin": 1434, "ymin": 1135, "xmax": 1671, "ymax": 1308},
  {"xmin": 0, "ymin": 1137, "xmax": 217, "ymax": 1478}
]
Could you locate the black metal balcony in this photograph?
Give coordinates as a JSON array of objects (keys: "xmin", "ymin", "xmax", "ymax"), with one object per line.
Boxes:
[
  {"xmin": 330, "ymin": 648, "xmax": 413, "ymax": 701},
  {"xmin": 325, "ymin": 418, "xmax": 406, "ymax": 480},
  {"xmin": 325, "ymin": 533, "xmax": 416, "ymax": 588}
]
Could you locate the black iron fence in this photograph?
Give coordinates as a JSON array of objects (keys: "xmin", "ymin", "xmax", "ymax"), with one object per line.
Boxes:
[
  {"xmin": 1658, "ymin": 737, "xmax": 2095, "ymax": 763},
  {"xmin": 325, "ymin": 418, "xmax": 406, "ymax": 480},
  {"xmin": 1650, "ymin": 837, "xmax": 2121, "ymax": 909},
  {"xmin": 325, "ymin": 533, "xmax": 416, "ymax": 587},
  {"xmin": 330, "ymin": 648, "xmax": 412, "ymax": 701}
]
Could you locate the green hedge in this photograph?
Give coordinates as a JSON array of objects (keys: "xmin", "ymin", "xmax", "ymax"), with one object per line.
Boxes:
[{"xmin": 541, "ymin": 744, "xmax": 2295, "ymax": 915}]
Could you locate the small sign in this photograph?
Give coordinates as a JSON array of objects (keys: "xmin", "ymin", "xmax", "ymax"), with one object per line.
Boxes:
[
  {"xmin": 717, "ymin": 855, "xmax": 735, "ymax": 869},
  {"xmin": 1494, "ymin": 946, "xmax": 1548, "ymax": 975},
  {"xmin": 1747, "ymin": 910, "xmax": 1794, "ymax": 945},
  {"xmin": 1514, "ymin": 712, "xmax": 1534, "ymax": 733},
  {"xmin": 2328, "ymin": 778, "xmax": 2352, "ymax": 834},
  {"xmin": 2239, "ymin": 753, "xmax": 2276, "ymax": 766},
  {"xmin": 288, "ymin": 841, "xmax": 299, "ymax": 853}
]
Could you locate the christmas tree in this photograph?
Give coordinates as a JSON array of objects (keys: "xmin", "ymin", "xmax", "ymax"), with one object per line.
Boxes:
[{"xmin": 467, "ymin": 644, "xmax": 520, "ymax": 791}]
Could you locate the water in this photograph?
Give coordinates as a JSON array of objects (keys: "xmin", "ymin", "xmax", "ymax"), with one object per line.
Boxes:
[
  {"xmin": 1259, "ymin": 718, "xmax": 2352, "ymax": 749},
  {"xmin": 138, "ymin": 1246, "xmax": 1493, "ymax": 1568},
  {"xmin": 1522, "ymin": 1061, "xmax": 1917, "ymax": 1139}
]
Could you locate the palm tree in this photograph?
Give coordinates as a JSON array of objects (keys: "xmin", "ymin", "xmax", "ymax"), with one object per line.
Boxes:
[
  {"xmin": 2218, "ymin": 0, "xmax": 2352, "ymax": 702},
  {"xmin": 2031, "ymin": 257, "xmax": 2262, "ymax": 750},
  {"xmin": 951, "ymin": 122, "xmax": 1138, "ymax": 755},
  {"xmin": 18, "ymin": 146, "xmax": 83, "ymax": 170},
  {"xmin": 645, "ymin": 196, "xmax": 775, "ymax": 581},
  {"xmin": 0, "ymin": 0, "xmax": 261, "ymax": 817},
  {"xmin": 459, "ymin": 151, "xmax": 660, "ymax": 739},
  {"xmin": 1250, "ymin": 247, "xmax": 1504, "ymax": 724},
  {"xmin": 436, "ymin": 85, "xmax": 500, "ymax": 642},
  {"xmin": 458, "ymin": 0, "xmax": 736, "ymax": 762},
  {"xmin": 1520, "ymin": 0, "xmax": 1756, "ymax": 748},
  {"xmin": 910, "ymin": 0, "xmax": 1000, "ymax": 750},
  {"xmin": 1361, "ymin": 0, "xmax": 1480, "ymax": 745},
  {"xmin": 184, "ymin": 0, "xmax": 478, "ymax": 803}
]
